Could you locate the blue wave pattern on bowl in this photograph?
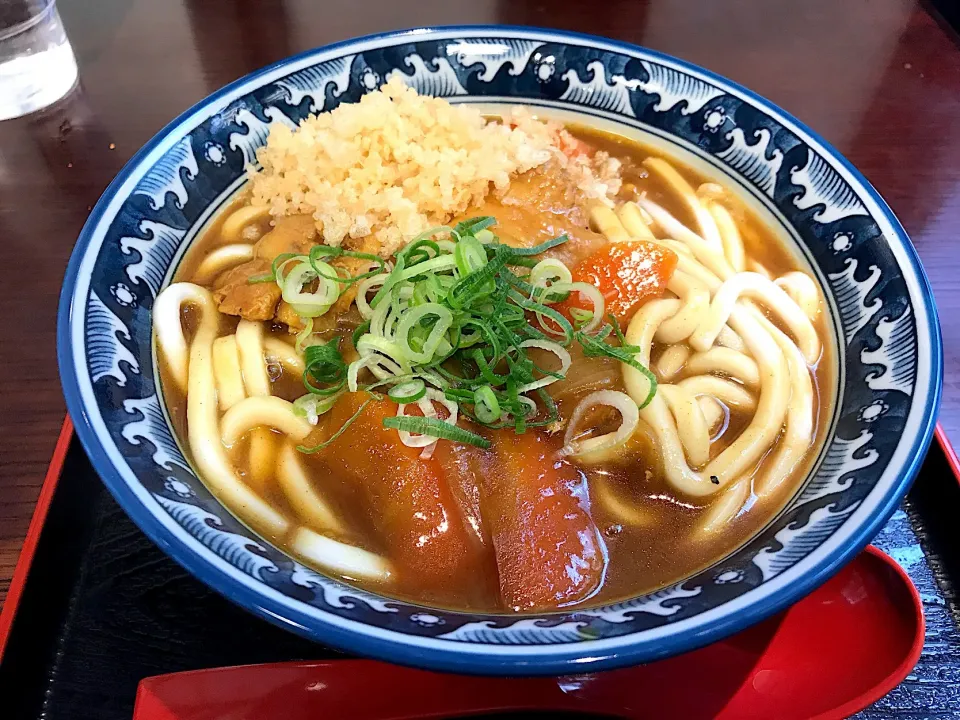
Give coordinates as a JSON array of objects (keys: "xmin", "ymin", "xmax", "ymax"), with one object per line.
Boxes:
[{"xmin": 61, "ymin": 29, "xmax": 939, "ymax": 671}]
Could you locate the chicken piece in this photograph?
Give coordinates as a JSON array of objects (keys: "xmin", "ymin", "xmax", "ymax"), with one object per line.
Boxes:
[
  {"xmin": 483, "ymin": 430, "xmax": 606, "ymax": 611},
  {"xmin": 275, "ymin": 300, "xmax": 304, "ymax": 332},
  {"xmin": 212, "ymin": 214, "xmax": 318, "ymax": 322},
  {"xmin": 255, "ymin": 214, "xmax": 318, "ymax": 260},
  {"xmin": 467, "ymin": 160, "xmax": 609, "ymax": 268},
  {"xmin": 212, "ymin": 258, "xmax": 280, "ymax": 321},
  {"xmin": 303, "ymin": 393, "xmax": 493, "ymax": 601}
]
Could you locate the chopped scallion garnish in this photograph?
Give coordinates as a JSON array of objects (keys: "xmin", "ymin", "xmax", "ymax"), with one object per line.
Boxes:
[
  {"xmin": 274, "ymin": 216, "xmax": 658, "ymax": 451},
  {"xmin": 473, "ymin": 385, "xmax": 500, "ymax": 424},
  {"xmin": 576, "ymin": 322, "xmax": 658, "ymax": 408},
  {"xmin": 303, "ymin": 340, "xmax": 347, "ymax": 396},
  {"xmin": 297, "ymin": 397, "xmax": 374, "ymax": 453},
  {"xmin": 382, "ymin": 416, "xmax": 491, "ymax": 449},
  {"xmin": 387, "ymin": 379, "xmax": 427, "ymax": 403},
  {"xmin": 570, "ymin": 307, "xmax": 595, "ymax": 329}
]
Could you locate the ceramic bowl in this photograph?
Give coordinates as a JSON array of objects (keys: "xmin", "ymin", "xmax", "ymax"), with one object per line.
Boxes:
[{"xmin": 58, "ymin": 26, "xmax": 942, "ymax": 675}]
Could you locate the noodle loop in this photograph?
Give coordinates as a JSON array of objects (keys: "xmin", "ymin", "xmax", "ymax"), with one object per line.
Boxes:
[
  {"xmin": 155, "ymin": 282, "xmax": 290, "ymax": 534},
  {"xmin": 602, "ymin": 162, "xmax": 819, "ymax": 505},
  {"xmin": 691, "ymin": 271, "xmax": 822, "ymax": 363}
]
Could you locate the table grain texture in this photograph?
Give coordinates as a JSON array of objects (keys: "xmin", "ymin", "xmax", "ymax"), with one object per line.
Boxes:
[{"xmin": 0, "ymin": 0, "xmax": 957, "ymax": 614}]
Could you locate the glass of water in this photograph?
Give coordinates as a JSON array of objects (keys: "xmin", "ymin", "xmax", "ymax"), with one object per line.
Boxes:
[{"xmin": 0, "ymin": 0, "xmax": 78, "ymax": 121}]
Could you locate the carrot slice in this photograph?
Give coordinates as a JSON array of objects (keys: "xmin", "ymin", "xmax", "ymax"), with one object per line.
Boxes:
[
  {"xmin": 484, "ymin": 430, "xmax": 606, "ymax": 611},
  {"xmin": 559, "ymin": 240, "xmax": 677, "ymax": 323},
  {"xmin": 306, "ymin": 394, "xmax": 487, "ymax": 596}
]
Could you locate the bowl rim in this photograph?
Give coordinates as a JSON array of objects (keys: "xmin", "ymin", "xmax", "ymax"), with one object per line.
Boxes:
[{"xmin": 57, "ymin": 24, "xmax": 943, "ymax": 675}]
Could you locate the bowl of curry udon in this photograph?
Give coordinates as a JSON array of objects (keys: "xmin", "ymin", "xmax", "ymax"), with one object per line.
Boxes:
[{"xmin": 58, "ymin": 27, "xmax": 941, "ymax": 674}]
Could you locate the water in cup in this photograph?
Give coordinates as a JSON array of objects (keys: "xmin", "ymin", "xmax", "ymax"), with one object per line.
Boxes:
[{"xmin": 0, "ymin": 0, "xmax": 78, "ymax": 121}]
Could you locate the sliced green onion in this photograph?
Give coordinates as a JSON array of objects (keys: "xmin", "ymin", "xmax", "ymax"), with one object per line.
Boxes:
[
  {"xmin": 293, "ymin": 392, "xmax": 342, "ymax": 425},
  {"xmin": 282, "ymin": 260, "xmax": 339, "ymax": 317},
  {"xmin": 453, "ymin": 217, "xmax": 496, "ymax": 236},
  {"xmin": 294, "ymin": 317, "xmax": 314, "ymax": 354},
  {"xmin": 576, "ymin": 327, "xmax": 658, "ymax": 408},
  {"xmin": 455, "ymin": 234, "xmax": 488, "ymax": 276},
  {"xmin": 460, "ymin": 318, "xmax": 501, "ymax": 356},
  {"xmin": 308, "ymin": 245, "xmax": 385, "ymax": 286},
  {"xmin": 394, "ymin": 303, "xmax": 453, "ymax": 364},
  {"xmin": 507, "ymin": 289, "xmax": 574, "ymax": 345},
  {"xmin": 444, "ymin": 388, "xmax": 475, "ymax": 403},
  {"xmin": 388, "ymin": 379, "xmax": 427, "ymax": 403},
  {"xmin": 504, "ymin": 378, "xmax": 525, "ymax": 434},
  {"xmin": 473, "ymin": 385, "xmax": 500, "ymax": 424},
  {"xmin": 435, "ymin": 239, "xmax": 457, "ymax": 254},
  {"xmin": 447, "ymin": 249, "xmax": 509, "ymax": 309},
  {"xmin": 535, "ymin": 387, "xmax": 560, "ymax": 426},
  {"xmin": 500, "ymin": 267, "xmax": 535, "ymax": 295},
  {"xmin": 339, "ymin": 217, "xmax": 598, "ymax": 445},
  {"xmin": 554, "ymin": 281, "xmax": 605, "ymax": 333},
  {"xmin": 352, "ymin": 320, "xmax": 371, "ymax": 350},
  {"xmin": 517, "ymin": 395, "xmax": 538, "ymax": 417},
  {"xmin": 362, "ymin": 373, "xmax": 415, "ymax": 393},
  {"xmin": 303, "ymin": 340, "xmax": 347, "ymax": 396},
  {"xmin": 364, "ymin": 371, "xmax": 446, "ymax": 394},
  {"xmin": 298, "ymin": 397, "xmax": 373, "ymax": 453},
  {"xmin": 356, "ymin": 273, "xmax": 390, "ymax": 318},
  {"xmin": 370, "ymin": 254, "xmax": 406, "ymax": 309},
  {"xmin": 570, "ymin": 307, "xmax": 595, "ymax": 329},
  {"xmin": 356, "ymin": 335, "xmax": 412, "ymax": 370},
  {"xmin": 382, "ymin": 416, "xmax": 490, "ymax": 449},
  {"xmin": 496, "ymin": 233, "xmax": 568, "ymax": 257},
  {"xmin": 420, "ymin": 371, "xmax": 449, "ymax": 389},
  {"xmin": 392, "ymin": 388, "xmax": 459, "ymax": 448},
  {"xmin": 471, "ymin": 348, "xmax": 509, "ymax": 385},
  {"xmin": 398, "ymin": 254, "xmax": 458, "ymax": 281},
  {"xmin": 517, "ymin": 339, "xmax": 572, "ymax": 393},
  {"xmin": 347, "ymin": 354, "xmax": 405, "ymax": 392},
  {"xmin": 400, "ymin": 237, "xmax": 442, "ymax": 266},
  {"xmin": 608, "ymin": 313, "xmax": 629, "ymax": 344},
  {"xmin": 529, "ymin": 258, "xmax": 573, "ymax": 303},
  {"xmin": 248, "ymin": 252, "xmax": 300, "ymax": 284},
  {"xmin": 405, "ymin": 226, "xmax": 452, "ymax": 248}
]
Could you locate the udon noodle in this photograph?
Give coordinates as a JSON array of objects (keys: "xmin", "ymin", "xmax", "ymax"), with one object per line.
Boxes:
[{"xmin": 587, "ymin": 190, "xmax": 820, "ymax": 514}]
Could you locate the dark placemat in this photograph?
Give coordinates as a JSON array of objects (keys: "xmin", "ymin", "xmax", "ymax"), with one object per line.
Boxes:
[
  {"xmin": 0, "ymin": 442, "xmax": 333, "ymax": 720},
  {"xmin": 929, "ymin": 0, "xmax": 960, "ymax": 37},
  {"xmin": 0, "ymin": 438, "xmax": 958, "ymax": 720}
]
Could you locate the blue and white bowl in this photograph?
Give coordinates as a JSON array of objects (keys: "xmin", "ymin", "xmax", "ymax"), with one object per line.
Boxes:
[{"xmin": 58, "ymin": 27, "xmax": 942, "ymax": 675}]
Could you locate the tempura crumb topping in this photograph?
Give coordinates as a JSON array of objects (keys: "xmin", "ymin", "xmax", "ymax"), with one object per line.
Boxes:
[{"xmin": 249, "ymin": 77, "xmax": 620, "ymax": 256}]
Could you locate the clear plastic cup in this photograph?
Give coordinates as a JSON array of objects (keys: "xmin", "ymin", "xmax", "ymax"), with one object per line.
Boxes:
[{"xmin": 0, "ymin": 0, "xmax": 78, "ymax": 121}]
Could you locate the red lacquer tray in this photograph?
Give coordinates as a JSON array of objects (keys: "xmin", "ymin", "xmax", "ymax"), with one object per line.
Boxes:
[{"xmin": 0, "ymin": 418, "xmax": 957, "ymax": 719}]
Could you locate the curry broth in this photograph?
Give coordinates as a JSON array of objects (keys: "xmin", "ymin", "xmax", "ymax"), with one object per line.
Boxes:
[{"xmin": 158, "ymin": 124, "xmax": 835, "ymax": 612}]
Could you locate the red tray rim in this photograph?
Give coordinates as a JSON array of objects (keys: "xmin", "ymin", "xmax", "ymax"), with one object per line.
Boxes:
[
  {"xmin": 0, "ymin": 416, "xmax": 73, "ymax": 663},
  {"xmin": 1, "ymin": 418, "xmax": 957, "ymax": 666}
]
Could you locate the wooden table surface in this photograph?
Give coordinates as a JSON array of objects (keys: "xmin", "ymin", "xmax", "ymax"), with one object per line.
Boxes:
[{"xmin": 0, "ymin": 0, "xmax": 958, "ymax": 609}]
